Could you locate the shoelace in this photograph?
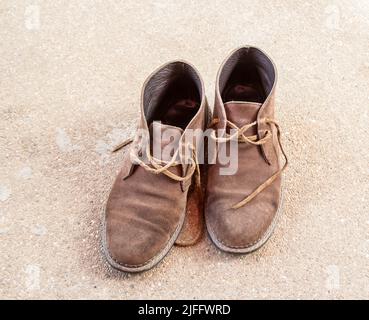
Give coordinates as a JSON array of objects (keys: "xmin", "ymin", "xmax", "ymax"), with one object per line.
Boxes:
[
  {"xmin": 209, "ymin": 117, "xmax": 288, "ymax": 209},
  {"xmin": 113, "ymin": 137, "xmax": 201, "ymax": 186}
]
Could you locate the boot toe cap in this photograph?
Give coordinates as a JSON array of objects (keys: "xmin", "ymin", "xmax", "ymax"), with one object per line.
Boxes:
[
  {"xmin": 206, "ymin": 199, "xmax": 278, "ymax": 252},
  {"xmin": 104, "ymin": 215, "xmax": 173, "ymax": 270}
]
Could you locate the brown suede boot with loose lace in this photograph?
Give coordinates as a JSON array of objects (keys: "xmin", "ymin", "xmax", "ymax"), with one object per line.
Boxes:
[
  {"xmin": 103, "ymin": 61, "xmax": 207, "ymax": 272},
  {"xmin": 205, "ymin": 46, "xmax": 288, "ymax": 253}
]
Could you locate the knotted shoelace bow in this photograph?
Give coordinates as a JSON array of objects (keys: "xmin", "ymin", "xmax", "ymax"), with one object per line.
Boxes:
[
  {"xmin": 113, "ymin": 137, "xmax": 201, "ymax": 186},
  {"xmin": 209, "ymin": 117, "xmax": 288, "ymax": 209}
]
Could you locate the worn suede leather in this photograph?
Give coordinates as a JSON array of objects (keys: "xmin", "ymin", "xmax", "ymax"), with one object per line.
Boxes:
[
  {"xmin": 104, "ymin": 61, "xmax": 207, "ymax": 271},
  {"xmin": 205, "ymin": 46, "xmax": 283, "ymax": 251}
]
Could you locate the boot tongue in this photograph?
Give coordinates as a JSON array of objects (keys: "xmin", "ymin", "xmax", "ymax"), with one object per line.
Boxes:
[
  {"xmin": 224, "ymin": 101, "xmax": 262, "ymax": 135},
  {"xmin": 149, "ymin": 121, "xmax": 183, "ymax": 162}
]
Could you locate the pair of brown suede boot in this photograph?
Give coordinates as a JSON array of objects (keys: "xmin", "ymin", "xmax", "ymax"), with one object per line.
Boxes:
[{"xmin": 102, "ymin": 46, "xmax": 288, "ymax": 272}]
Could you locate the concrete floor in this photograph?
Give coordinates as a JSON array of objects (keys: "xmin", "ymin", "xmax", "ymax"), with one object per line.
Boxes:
[{"xmin": 1, "ymin": 0, "xmax": 368, "ymax": 299}]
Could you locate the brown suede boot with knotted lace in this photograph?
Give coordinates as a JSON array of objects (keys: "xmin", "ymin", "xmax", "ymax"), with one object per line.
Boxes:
[
  {"xmin": 102, "ymin": 61, "xmax": 208, "ymax": 272},
  {"xmin": 205, "ymin": 46, "xmax": 288, "ymax": 253}
]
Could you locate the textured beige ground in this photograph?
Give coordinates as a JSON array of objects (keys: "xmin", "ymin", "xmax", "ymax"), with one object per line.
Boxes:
[{"xmin": 1, "ymin": 0, "xmax": 369, "ymax": 299}]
